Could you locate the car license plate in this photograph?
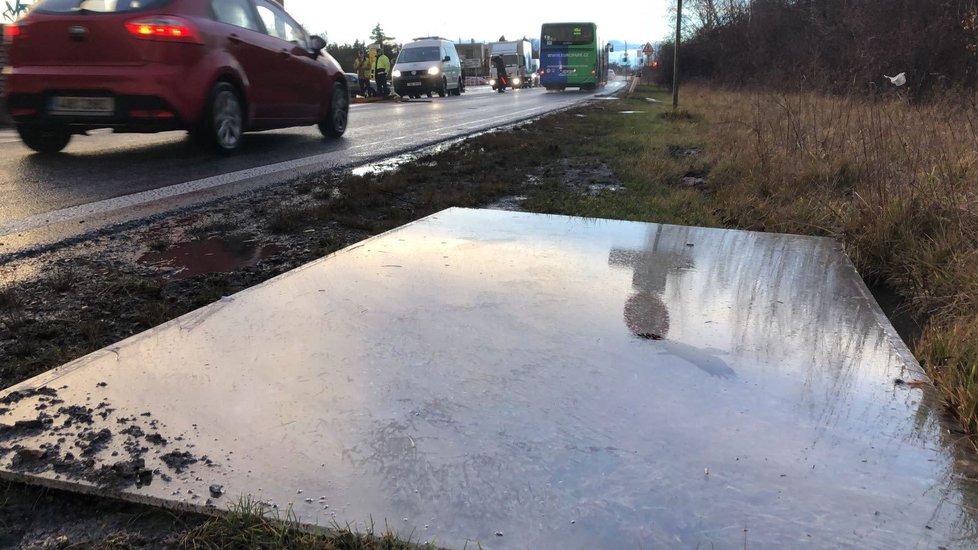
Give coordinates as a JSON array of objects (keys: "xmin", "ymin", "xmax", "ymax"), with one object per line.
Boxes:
[
  {"xmin": 49, "ymin": 96, "xmax": 115, "ymax": 116},
  {"xmin": 407, "ymin": 82, "xmax": 422, "ymax": 87}
]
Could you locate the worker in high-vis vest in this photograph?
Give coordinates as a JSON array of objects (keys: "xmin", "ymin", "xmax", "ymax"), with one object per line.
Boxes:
[
  {"xmin": 353, "ymin": 50, "xmax": 371, "ymax": 96},
  {"xmin": 374, "ymin": 48, "xmax": 391, "ymax": 97}
]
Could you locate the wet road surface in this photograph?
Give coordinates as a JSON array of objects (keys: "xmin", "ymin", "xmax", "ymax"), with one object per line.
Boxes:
[{"xmin": 0, "ymin": 84, "xmax": 624, "ymax": 238}]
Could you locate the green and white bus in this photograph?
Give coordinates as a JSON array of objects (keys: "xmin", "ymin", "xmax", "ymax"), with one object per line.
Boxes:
[{"xmin": 539, "ymin": 22, "xmax": 607, "ymax": 91}]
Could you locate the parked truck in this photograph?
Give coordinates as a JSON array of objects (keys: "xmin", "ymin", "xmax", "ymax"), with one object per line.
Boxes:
[{"xmin": 488, "ymin": 40, "xmax": 534, "ymax": 89}]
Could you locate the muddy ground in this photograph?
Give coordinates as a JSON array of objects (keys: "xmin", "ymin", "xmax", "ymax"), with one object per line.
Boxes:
[{"xmin": 0, "ymin": 104, "xmax": 627, "ymax": 547}]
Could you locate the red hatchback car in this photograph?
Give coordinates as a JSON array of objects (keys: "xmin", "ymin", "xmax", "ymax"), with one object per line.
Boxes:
[{"xmin": 2, "ymin": 0, "xmax": 349, "ymax": 154}]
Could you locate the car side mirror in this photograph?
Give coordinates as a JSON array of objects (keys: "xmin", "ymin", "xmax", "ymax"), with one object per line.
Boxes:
[
  {"xmin": 443, "ymin": 55, "xmax": 450, "ymax": 62},
  {"xmin": 309, "ymin": 35, "xmax": 327, "ymax": 54}
]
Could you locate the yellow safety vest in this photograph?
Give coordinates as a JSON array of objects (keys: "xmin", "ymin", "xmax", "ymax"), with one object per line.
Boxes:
[{"xmin": 375, "ymin": 54, "xmax": 391, "ymax": 77}]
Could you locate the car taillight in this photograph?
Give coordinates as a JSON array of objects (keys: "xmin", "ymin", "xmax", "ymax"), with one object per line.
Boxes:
[
  {"xmin": 125, "ymin": 16, "xmax": 202, "ymax": 44},
  {"xmin": 3, "ymin": 24, "xmax": 22, "ymax": 42},
  {"xmin": 539, "ymin": 69, "xmax": 544, "ymax": 75},
  {"xmin": 129, "ymin": 109, "xmax": 175, "ymax": 118},
  {"xmin": 591, "ymin": 69, "xmax": 596, "ymax": 75}
]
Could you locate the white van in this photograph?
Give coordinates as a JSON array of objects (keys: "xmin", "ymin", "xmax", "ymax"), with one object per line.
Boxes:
[{"xmin": 392, "ymin": 37, "xmax": 464, "ymax": 99}]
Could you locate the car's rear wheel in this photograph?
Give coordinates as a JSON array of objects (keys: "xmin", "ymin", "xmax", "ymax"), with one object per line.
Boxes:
[
  {"xmin": 318, "ymin": 82, "xmax": 349, "ymax": 138},
  {"xmin": 202, "ymin": 82, "xmax": 243, "ymax": 155},
  {"xmin": 17, "ymin": 125, "xmax": 71, "ymax": 154}
]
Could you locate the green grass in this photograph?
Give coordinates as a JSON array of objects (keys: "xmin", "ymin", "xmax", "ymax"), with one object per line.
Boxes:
[
  {"xmin": 520, "ymin": 88, "xmax": 718, "ymax": 227},
  {"xmin": 183, "ymin": 497, "xmax": 447, "ymax": 550}
]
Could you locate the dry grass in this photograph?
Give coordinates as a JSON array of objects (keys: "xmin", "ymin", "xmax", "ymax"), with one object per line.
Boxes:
[{"xmin": 673, "ymin": 83, "xmax": 978, "ymax": 431}]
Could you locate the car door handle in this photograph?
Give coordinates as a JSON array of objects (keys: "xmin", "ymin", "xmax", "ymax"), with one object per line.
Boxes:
[{"xmin": 228, "ymin": 33, "xmax": 241, "ymax": 44}]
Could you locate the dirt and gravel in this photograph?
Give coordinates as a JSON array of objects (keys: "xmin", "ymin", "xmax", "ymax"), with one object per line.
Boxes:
[{"xmin": 0, "ymin": 103, "xmax": 626, "ymax": 547}]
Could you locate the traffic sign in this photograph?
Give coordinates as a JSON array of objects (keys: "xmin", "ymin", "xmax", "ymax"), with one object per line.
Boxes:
[{"xmin": 642, "ymin": 42, "xmax": 654, "ymax": 55}]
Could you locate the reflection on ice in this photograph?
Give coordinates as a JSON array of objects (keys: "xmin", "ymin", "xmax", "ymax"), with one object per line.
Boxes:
[{"xmin": 654, "ymin": 339, "xmax": 735, "ymax": 378}]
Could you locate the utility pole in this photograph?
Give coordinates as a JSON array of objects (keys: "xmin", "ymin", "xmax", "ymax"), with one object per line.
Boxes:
[{"xmin": 673, "ymin": 0, "xmax": 682, "ymax": 109}]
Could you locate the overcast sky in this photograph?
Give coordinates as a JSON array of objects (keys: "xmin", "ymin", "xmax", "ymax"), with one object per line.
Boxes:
[{"xmin": 283, "ymin": 0, "xmax": 675, "ymax": 48}]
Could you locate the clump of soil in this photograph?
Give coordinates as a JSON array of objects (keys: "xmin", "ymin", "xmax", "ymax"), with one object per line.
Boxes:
[
  {"xmin": 0, "ymin": 386, "xmax": 212, "ymax": 497},
  {"xmin": 0, "ymin": 386, "xmax": 58, "ymax": 404},
  {"xmin": 145, "ymin": 432, "xmax": 167, "ymax": 446},
  {"xmin": 59, "ymin": 404, "xmax": 94, "ymax": 425},
  {"xmin": 160, "ymin": 450, "xmax": 198, "ymax": 473}
]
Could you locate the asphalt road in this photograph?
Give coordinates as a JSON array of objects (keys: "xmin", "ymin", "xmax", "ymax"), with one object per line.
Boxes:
[{"xmin": 0, "ymin": 82, "xmax": 625, "ymax": 242}]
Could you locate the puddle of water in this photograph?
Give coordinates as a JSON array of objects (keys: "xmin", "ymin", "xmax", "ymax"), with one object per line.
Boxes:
[
  {"xmin": 587, "ymin": 183, "xmax": 624, "ymax": 195},
  {"xmin": 137, "ymin": 236, "xmax": 281, "ymax": 279},
  {"xmin": 680, "ymin": 176, "xmax": 706, "ymax": 187},
  {"xmin": 669, "ymin": 145, "xmax": 701, "ymax": 158},
  {"xmin": 352, "ymin": 153, "xmax": 420, "ymax": 177},
  {"xmin": 484, "ymin": 195, "xmax": 528, "ymax": 211}
]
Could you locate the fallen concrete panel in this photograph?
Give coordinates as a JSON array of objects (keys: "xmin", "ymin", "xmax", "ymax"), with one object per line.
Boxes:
[{"xmin": 2, "ymin": 208, "xmax": 977, "ymax": 548}]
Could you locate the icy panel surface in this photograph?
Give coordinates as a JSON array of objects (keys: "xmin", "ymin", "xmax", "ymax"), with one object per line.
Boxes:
[{"xmin": 2, "ymin": 208, "xmax": 977, "ymax": 549}]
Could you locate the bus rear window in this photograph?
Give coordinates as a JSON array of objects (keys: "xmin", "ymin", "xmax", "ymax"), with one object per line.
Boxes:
[{"xmin": 542, "ymin": 24, "xmax": 594, "ymax": 45}]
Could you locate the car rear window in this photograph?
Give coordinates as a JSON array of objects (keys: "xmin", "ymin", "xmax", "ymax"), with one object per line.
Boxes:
[{"xmin": 34, "ymin": 0, "xmax": 173, "ymax": 13}]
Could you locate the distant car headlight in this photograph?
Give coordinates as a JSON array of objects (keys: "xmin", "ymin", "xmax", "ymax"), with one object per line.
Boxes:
[
  {"xmin": 392, "ymin": 70, "xmax": 402, "ymax": 78},
  {"xmin": 427, "ymin": 66, "xmax": 440, "ymax": 75},
  {"xmin": 513, "ymin": 77, "xmax": 521, "ymax": 85},
  {"xmin": 489, "ymin": 79, "xmax": 496, "ymax": 86}
]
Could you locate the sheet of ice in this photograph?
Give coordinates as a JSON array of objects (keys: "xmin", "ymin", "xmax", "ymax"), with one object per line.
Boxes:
[{"xmin": 2, "ymin": 208, "xmax": 976, "ymax": 549}]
